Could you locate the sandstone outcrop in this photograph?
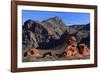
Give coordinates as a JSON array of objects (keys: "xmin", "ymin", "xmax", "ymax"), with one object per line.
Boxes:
[
  {"xmin": 79, "ymin": 44, "xmax": 90, "ymax": 56},
  {"xmin": 24, "ymin": 48, "xmax": 41, "ymax": 58},
  {"xmin": 64, "ymin": 35, "xmax": 82, "ymax": 59}
]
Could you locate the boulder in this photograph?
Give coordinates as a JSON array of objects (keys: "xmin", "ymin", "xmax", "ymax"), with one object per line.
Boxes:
[
  {"xmin": 63, "ymin": 35, "xmax": 82, "ymax": 59},
  {"xmin": 64, "ymin": 44, "xmax": 78, "ymax": 56},
  {"xmin": 24, "ymin": 48, "xmax": 41, "ymax": 58},
  {"xmin": 79, "ymin": 44, "xmax": 90, "ymax": 56}
]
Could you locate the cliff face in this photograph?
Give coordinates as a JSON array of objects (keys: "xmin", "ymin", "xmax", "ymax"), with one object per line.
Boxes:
[{"xmin": 22, "ymin": 16, "xmax": 90, "ymax": 51}]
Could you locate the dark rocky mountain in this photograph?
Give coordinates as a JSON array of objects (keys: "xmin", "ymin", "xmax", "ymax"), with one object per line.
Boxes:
[
  {"xmin": 22, "ymin": 16, "xmax": 90, "ymax": 51},
  {"xmin": 78, "ymin": 23, "xmax": 90, "ymax": 47},
  {"xmin": 81, "ymin": 23, "xmax": 90, "ymax": 30},
  {"xmin": 41, "ymin": 16, "xmax": 67, "ymax": 39},
  {"xmin": 66, "ymin": 25, "xmax": 85, "ymax": 34},
  {"xmin": 65, "ymin": 23, "xmax": 90, "ymax": 44},
  {"xmin": 75, "ymin": 23, "xmax": 90, "ymax": 43}
]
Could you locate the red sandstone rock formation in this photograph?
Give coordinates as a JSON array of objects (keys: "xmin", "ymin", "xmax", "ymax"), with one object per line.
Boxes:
[
  {"xmin": 68, "ymin": 35, "xmax": 77, "ymax": 45},
  {"xmin": 79, "ymin": 44, "xmax": 90, "ymax": 56},
  {"xmin": 24, "ymin": 48, "xmax": 41, "ymax": 58},
  {"xmin": 64, "ymin": 35, "xmax": 82, "ymax": 59},
  {"xmin": 64, "ymin": 44, "xmax": 82, "ymax": 58}
]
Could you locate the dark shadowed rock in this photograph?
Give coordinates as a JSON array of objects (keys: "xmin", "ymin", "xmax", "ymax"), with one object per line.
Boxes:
[
  {"xmin": 76, "ymin": 23, "xmax": 90, "ymax": 43},
  {"xmin": 80, "ymin": 35, "xmax": 90, "ymax": 48},
  {"xmin": 81, "ymin": 23, "xmax": 90, "ymax": 31}
]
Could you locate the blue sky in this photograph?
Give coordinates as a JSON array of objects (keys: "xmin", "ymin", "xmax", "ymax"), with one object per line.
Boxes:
[{"xmin": 22, "ymin": 10, "xmax": 90, "ymax": 25}]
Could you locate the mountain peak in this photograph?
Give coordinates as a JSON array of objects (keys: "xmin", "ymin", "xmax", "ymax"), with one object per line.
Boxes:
[
  {"xmin": 51, "ymin": 16, "xmax": 61, "ymax": 20},
  {"xmin": 42, "ymin": 16, "xmax": 61, "ymax": 23}
]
